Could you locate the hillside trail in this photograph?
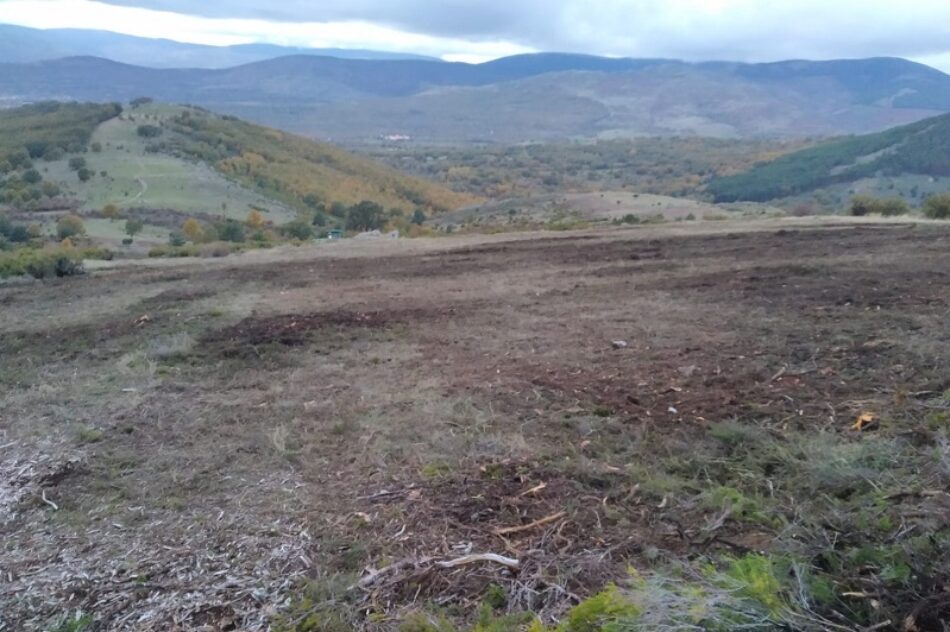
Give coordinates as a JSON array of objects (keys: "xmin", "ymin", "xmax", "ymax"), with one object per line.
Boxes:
[{"xmin": 130, "ymin": 155, "xmax": 148, "ymax": 203}]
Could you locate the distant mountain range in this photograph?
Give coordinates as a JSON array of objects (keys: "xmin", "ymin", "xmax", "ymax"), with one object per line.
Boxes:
[
  {"xmin": 0, "ymin": 24, "xmax": 437, "ymax": 68},
  {"xmin": 1, "ymin": 26, "xmax": 950, "ymax": 142}
]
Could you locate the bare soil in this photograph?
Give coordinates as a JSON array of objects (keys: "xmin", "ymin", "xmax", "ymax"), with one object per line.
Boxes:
[{"xmin": 2, "ymin": 219, "xmax": 949, "ymax": 630}]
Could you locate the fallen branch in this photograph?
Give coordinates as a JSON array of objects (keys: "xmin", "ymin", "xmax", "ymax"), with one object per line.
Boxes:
[
  {"xmin": 435, "ymin": 553, "xmax": 519, "ymax": 570},
  {"xmin": 40, "ymin": 489, "xmax": 58, "ymax": 511},
  {"xmin": 494, "ymin": 511, "xmax": 567, "ymax": 536},
  {"xmin": 352, "ymin": 552, "xmax": 520, "ymax": 591},
  {"xmin": 517, "ymin": 482, "xmax": 547, "ymax": 497}
]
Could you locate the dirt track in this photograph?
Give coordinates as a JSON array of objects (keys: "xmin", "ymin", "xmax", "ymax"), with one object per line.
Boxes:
[{"xmin": 2, "ymin": 220, "xmax": 949, "ymax": 629}]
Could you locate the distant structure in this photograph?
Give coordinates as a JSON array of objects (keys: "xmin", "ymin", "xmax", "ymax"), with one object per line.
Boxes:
[{"xmin": 380, "ymin": 134, "xmax": 412, "ymax": 142}]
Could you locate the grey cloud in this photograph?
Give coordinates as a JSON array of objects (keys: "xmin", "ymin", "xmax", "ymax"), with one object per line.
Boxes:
[{"xmin": 98, "ymin": 0, "xmax": 950, "ymax": 63}]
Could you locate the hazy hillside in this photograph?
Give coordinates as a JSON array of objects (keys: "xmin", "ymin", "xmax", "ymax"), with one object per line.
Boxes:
[
  {"xmin": 0, "ymin": 101, "xmax": 120, "ymax": 155},
  {"xmin": 1, "ymin": 54, "xmax": 948, "ymax": 141},
  {"xmin": 707, "ymin": 112, "xmax": 950, "ymax": 202},
  {"xmin": 0, "ymin": 24, "xmax": 437, "ymax": 68}
]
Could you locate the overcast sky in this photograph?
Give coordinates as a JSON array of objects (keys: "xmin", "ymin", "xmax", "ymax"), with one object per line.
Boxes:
[{"xmin": 1, "ymin": 0, "xmax": 950, "ymax": 70}]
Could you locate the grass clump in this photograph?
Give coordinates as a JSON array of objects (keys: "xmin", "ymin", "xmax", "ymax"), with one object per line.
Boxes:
[
  {"xmin": 48, "ymin": 612, "xmax": 94, "ymax": 632},
  {"xmin": 557, "ymin": 585, "xmax": 639, "ymax": 632}
]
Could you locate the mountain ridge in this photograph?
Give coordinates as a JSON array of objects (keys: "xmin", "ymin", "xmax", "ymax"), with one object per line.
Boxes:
[
  {"xmin": 0, "ymin": 24, "xmax": 438, "ymax": 68},
  {"xmin": 2, "ymin": 52, "xmax": 949, "ymax": 141}
]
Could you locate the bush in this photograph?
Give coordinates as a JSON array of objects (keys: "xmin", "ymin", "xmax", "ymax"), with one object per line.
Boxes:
[
  {"xmin": 0, "ymin": 248, "xmax": 84, "ymax": 279},
  {"xmin": 923, "ymin": 193, "xmax": 950, "ymax": 219},
  {"xmin": 168, "ymin": 231, "xmax": 186, "ymax": 247},
  {"xmin": 56, "ymin": 214, "xmax": 86, "ymax": 239},
  {"xmin": 137, "ymin": 124, "xmax": 163, "ymax": 138},
  {"xmin": 282, "ymin": 220, "xmax": 314, "ymax": 241},
  {"xmin": 215, "ymin": 219, "xmax": 245, "ymax": 243},
  {"xmin": 850, "ymin": 195, "xmax": 909, "ymax": 216}
]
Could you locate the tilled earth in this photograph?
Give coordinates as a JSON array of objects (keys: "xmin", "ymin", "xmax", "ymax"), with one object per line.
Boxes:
[{"xmin": 1, "ymin": 220, "xmax": 949, "ymax": 630}]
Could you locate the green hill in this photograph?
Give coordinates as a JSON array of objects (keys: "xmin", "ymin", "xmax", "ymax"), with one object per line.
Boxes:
[
  {"xmin": 707, "ymin": 113, "xmax": 950, "ymax": 203},
  {"xmin": 0, "ymin": 101, "xmax": 476, "ymax": 232}
]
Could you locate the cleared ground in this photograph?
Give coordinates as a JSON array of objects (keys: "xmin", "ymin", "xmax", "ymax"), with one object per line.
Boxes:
[
  {"xmin": 436, "ymin": 191, "xmax": 781, "ymax": 228},
  {"xmin": 1, "ymin": 219, "xmax": 949, "ymax": 630}
]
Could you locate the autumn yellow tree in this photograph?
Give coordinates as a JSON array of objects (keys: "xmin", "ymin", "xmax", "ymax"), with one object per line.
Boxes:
[
  {"xmin": 182, "ymin": 218, "xmax": 204, "ymax": 242},
  {"xmin": 102, "ymin": 203, "xmax": 120, "ymax": 221},
  {"xmin": 246, "ymin": 209, "xmax": 265, "ymax": 229}
]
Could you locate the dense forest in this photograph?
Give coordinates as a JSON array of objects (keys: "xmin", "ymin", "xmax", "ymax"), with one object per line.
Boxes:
[{"xmin": 707, "ymin": 113, "xmax": 950, "ymax": 202}]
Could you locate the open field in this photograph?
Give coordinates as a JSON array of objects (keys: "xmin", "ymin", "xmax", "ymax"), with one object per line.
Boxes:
[
  {"xmin": 2, "ymin": 219, "xmax": 949, "ymax": 630},
  {"xmin": 39, "ymin": 111, "xmax": 300, "ymax": 223},
  {"xmin": 435, "ymin": 191, "xmax": 783, "ymax": 229}
]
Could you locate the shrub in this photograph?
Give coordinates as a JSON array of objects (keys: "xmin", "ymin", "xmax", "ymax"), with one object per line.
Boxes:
[
  {"xmin": 124, "ymin": 218, "xmax": 144, "ymax": 239},
  {"xmin": 923, "ymin": 193, "xmax": 950, "ymax": 219},
  {"xmin": 168, "ymin": 231, "xmax": 186, "ymax": 247},
  {"xmin": 850, "ymin": 195, "xmax": 910, "ymax": 216},
  {"xmin": 56, "ymin": 214, "xmax": 86, "ymax": 239},
  {"xmin": 68, "ymin": 156, "xmax": 86, "ymax": 171},
  {"xmin": 0, "ymin": 248, "xmax": 84, "ymax": 279},
  {"xmin": 102, "ymin": 203, "xmax": 120, "ymax": 220},
  {"xmin": 136, "ymin": 124, "xmax": 163, "ymax": 138},
  {"xmin": 559, "ymin": 585, "xmax": 639, "ymax": 632},
  {"xmin": 725, "ymin": 554, "xmax": 785, "ymax": 614},
  {"xmin": 215, "ymin": 219, "xmax": 245, "ymax": 243},
  {"xmin": 182, "ymin": 217, "xmax": 204, "ymax": 242},
  {"xmin": 282, "ymin": 220, "xmax": 314, "ymax": 240}
]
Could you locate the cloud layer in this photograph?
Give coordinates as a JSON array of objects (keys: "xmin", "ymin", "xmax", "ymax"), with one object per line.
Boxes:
[{"xmin": 2, "ymin": 0, "xmax": 950, "ymax": 69}]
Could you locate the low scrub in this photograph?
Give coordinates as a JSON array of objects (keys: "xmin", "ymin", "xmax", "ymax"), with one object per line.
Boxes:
[{"xmin": 0, "ymin": 247, "xmax": 84, "ymax": 279}]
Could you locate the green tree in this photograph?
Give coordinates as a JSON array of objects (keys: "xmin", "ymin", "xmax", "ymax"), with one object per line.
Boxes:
[
  {"xmin": 282, "ymin": 219, "xmax": 313, "ymax": 240},
  {"xmin": 102, "ymin": 203, "xmax": 120, "ymax": 221},
  {"xmin": 345, "ymin": 201, "xmax": 385, "ymax": 232},
  {"xmin": 77, "ymin": 168, "xmax": 93, "ymax": 182},
  {"xmin": 216, "ymin": 219, "xmax": 245, "ymax": 243},
  {"xmin": 22, "ymin": 169, "xmax": 42, "ymax": 185},
  {"xmin": 125, "ymin": 218, "xmax": 144, "ymax": 239},
  {"xmin": 168, "ymin": 231, "xmax": 186, "ymax": 247},
  {"xmin": 68, "ymin": 156, "xmax": 86, "ymax": 171},
  {"xmin": 411, "ymin": 208, "xmax": 427, "ymax": 225}
]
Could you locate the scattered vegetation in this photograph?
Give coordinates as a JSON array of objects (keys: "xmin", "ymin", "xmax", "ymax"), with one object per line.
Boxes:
[
  {"xmin": 0, "ymin": 246, "xmax": 84, "ymax": 279},
  {"xmin": 157, "ymin": 108, "xmax": 476, "ymax": 214},
  {"xmin": 368, "ymin": 137, "xmax": 803, "ymax": 200},
  {"xmin": 848, "ymin": 194, "xmax": 910, "ymax": 216}
]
